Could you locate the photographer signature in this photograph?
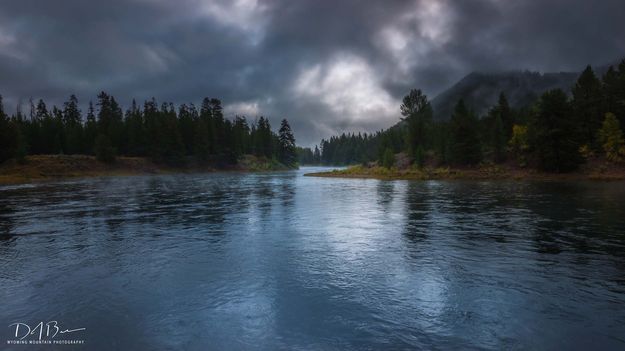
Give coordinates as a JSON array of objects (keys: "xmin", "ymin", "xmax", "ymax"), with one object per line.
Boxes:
[{"xmin": 8, "ymin": 321, "xmax": 86, "ymax": 340}]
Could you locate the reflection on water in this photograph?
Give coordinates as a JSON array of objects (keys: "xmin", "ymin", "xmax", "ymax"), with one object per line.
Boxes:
[{"xmin": 1, "ymin": 168, "xmax": 624, "ymax": 350}]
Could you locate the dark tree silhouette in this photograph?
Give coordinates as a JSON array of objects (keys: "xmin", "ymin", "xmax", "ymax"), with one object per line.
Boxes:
[
  {"xmin": 278, "ymin": 119, "xmax": 297, "ymax": 166},
  {"xmin": 530, "ymin": 89, "xmax": 583, "ymax": 172}
]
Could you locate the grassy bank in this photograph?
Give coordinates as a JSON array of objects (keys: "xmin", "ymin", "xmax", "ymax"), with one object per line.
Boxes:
[
  {"xmin": 0, "ymin": 154, "xmax": 292, "ymax": 185},
  {"xmin": 305, "ymin": 162, "xmax": 625, "ymax": 181}
]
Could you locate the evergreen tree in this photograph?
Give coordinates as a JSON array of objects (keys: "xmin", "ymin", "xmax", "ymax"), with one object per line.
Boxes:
[
  {"xmin": 63, "ymin": 94, "xmax": 83, "ymax": 154},
  {"xmin": 602, "ymin": 66, "xmax": 620, "ymax": 120},
  {"xmin": 232, "ymin": 116, "xmax": 250, "ymax": 157},
  {"xmin": 313, "ymin": 145, "xmax": 321, "ymax": 164},
  {"xmin": 96, "ymin": 92, "xmax": 112, "ymax": 136},
  {"xmin": 497, "ymin": 93, "xmax": 514, "ymax": 141},
  {"xmin": 530, "ymin": 89, "xmax": 583, "ymax": 172},
  {"xmin": 209, "ymin": 98, "xmax": 225, "ymax": 154},
  {"xmin": 400, "ymin": 89, "xmax": 432, "ymax": 165},
  {"xmin": 36, "ymin": 100, "xmax": 58, "ymax": 154},
  {"xmin": 63, "ymin": 94, "xmax": 81, "ymax": 125},
  {"xmin": 572, "ymin": 65, "xmax": 603, "ymax": 148},
  {"xmin": 200, "ymin": 97, "xmax": 216, "ymax": 154},
  {"xmin": 159, "ymin": 102, "xmax": 184, "ymax": 164},
  {"xmin": 108, "ymin": 96, "xmax": 125, "ymax": 151},
  {"xmin": 177, "ymin": 103, "xmax": 195, "ymax": 156},
  {"xmin": 84, "ymin": 101, "xmax": 98, "ymax": 154},
  {"xmin": 94, "ymin": 134, "xmax": 116, "ymax": 163},
  {"xmin": 254, "ymin": 117, "xmax": 273, "ymax": 158},
  {"xmin": 450, "ymin": 99, "xmax": 481, "ymax": 165},
  {"xmin": 482, "ymin": 101, "xmax": 507, "ymax": 163},
  {"xmin": 0, "ymin": 95, "xmax": 18, "ymax": 163},
  {"xmin": 382, "ymin": 148, "xmax": 395, "ymax": 169},
  {"xmin": 278, "ymin": 119, "xmax": 297, "ymax": 166},
  {"xmin": 194, "ymin": 118, "xmax": 210, "ymax": 163},
  {"xmin": 124, "ymin": 99, "xmax": 146, "ymax": 156},
  {"xmin": 0, "ymin": 92, "xmax": 299, "ymax": 167},
  {"xmin": 296, "ymin": 146, "xmax": 314, "ymax": 165}
]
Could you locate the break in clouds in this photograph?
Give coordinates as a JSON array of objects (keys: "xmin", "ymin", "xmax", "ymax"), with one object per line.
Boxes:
[{"xmin": 0, "ymin": 0, "xmax": 624, "ymax": 146}]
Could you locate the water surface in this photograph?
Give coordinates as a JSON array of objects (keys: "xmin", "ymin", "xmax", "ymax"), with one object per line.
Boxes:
[{"xmin": 1, "ymin": 168, "xmax": 625, "ymax": 350}]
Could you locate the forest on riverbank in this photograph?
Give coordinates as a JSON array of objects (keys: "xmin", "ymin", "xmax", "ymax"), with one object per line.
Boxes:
[
  {"xmin": 299, "ymin": 61, "xmax": 625, "ymax": 175},
  {"xmin": 0, "ymin": 93, "xmax": 298, "ymax": 169}
]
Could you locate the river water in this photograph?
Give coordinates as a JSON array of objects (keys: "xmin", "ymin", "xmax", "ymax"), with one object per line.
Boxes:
[{"xmin": 1, "ymin": 167, "xmax": 624, "ymax": 350}]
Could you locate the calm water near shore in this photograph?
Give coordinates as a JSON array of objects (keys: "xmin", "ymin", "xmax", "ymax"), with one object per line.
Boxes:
[{"xmin": 1, "ymin": 167, "xmax": 624, "ymax": 350}]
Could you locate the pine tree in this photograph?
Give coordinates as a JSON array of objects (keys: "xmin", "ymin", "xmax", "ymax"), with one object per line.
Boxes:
[
  {"xmin": 382, "ymin": 148, "xmax": 395, "ymax": 169},
  {"xmin": 572, "ymin": 65, "xmax": 603, "ymax": 148},
  {"xmin": 108, "ymin": 96, "xmax": 125, "ymax": 152},
  {"xmin": 200, "ymin": 97, "xmax": 216, "ymax": 154},
  {"xmin": 450, "ymin": 99, "xmax": 481, "ymax": 165},
  {"xmin": 530, "ymin": 89, "xmax": 583, "ymax": 172},
  {"xmin": 84, "ymin": 101, "xmax": 98, "ymax": 154},
  {"xmin": 497, "ymin": 93, "xmax": 514, "ymax": 141},
  {"xmin": 0, "ymin": 95, "xmax": 18, "ymax": 163},
  {"xmin": 254, "ymin": 117, "xmax": 272, "ymax": 158},
  {"xmin": 278, "ymin": 119, "xmax": 297, "ymax": 167},
  {"xmin": 232, "ymin": 116, "xmax": 250, "ymax": 157},
  {"xmin": 63, "ymin": 94, "xmax": 83, "ymax": 154},
  {"xmin": 313, "ymin": 145, "xmax": 321, "ymax": 164},
  {"xmin": 400, "ymin": 89, "xmax": 432, "ymax": 165},
  {"xmin": 177, "ymin": 104, "xmax": 195, "ymax": 156},
  {"xmin": 194, "ymin": 119, "xmax": 210, "ymax": 163},
  {"xmin": 209, "ymin": 98, "xmax": 224, "ymax": 155},
  {"xmin": 124, "ymin": 99, "xmax": 146, "ymax": 156},
  {"xmin": 602, "ymin": 66, "xmax": 620, "ymax": 119},
  {"xmin": 482, "ymin": 100, "xmax": 508, "ymax": 163},
  {"xmin": 63, "ymin": 94, "xmax": 81, "ymax": 125}
]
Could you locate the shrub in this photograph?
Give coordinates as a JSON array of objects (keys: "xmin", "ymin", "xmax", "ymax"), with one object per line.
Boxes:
[{"xmin": 598, "ymin": 113, "xmax": 625, "ymax": 163}]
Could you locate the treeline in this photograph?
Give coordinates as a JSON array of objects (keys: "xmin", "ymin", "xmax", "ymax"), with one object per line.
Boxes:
[
  {"xmin": 303, "ymin": 60, "xmax": 625, "ymax": 172},
  {"xmin": 0, "ymin": 93, "xmax": 297, "ymax": 167}
]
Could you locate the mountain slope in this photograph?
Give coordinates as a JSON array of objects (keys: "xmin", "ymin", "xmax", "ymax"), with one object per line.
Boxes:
[
  {"xmin": 431, "ymin": 70, "xmax": 579, "ymax": 120},
  {"xmin": 430, "ymin": 60, "xmax": 621, "ymax": 120}
]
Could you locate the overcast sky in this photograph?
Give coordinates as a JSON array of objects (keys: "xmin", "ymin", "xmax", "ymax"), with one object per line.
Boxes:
[{"xmin": 0, "ymin": 0, "xmax": 624, "ymax": 146}]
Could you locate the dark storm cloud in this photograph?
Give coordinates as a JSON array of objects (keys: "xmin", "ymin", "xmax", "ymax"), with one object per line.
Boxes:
[{"xmin": 0, "ymin": 0, "xmax": 624, "ymax": 146}]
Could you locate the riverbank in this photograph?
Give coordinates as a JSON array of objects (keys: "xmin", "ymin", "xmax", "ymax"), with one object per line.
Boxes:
[
  {"xmin": 0, "ymin": 154, "xmax": 292, "ymax": 185},
  {"xmin": 305, "ymin": 162, "xmax": 625, "ymax": 181}
]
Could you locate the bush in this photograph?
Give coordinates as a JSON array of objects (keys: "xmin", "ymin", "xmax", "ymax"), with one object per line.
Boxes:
[
  {"xmin": 95, "ymin": 134, "xmax": 116, "ymax": 163},
  {"xmin": 509, "ymin": 124, "xmax": 529, "ymax": 167},
  {"xmin": 598, "ymin": 113, "xmax": 625, "ymax": 163}
]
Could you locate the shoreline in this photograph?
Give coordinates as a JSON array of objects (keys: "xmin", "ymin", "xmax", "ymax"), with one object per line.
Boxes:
[
  {"xmin": 0, "ymin": 155, "xmax": 293, "ymax": 185},
  {"xmin": 304, "ymin": 164, "xmax": 625, "ymax": 181}
]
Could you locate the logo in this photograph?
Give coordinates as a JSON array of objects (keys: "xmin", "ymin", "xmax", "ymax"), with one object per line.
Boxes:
[{"xmin": 6, "ymin": 321, "xmax": 86, "ymax": 346}]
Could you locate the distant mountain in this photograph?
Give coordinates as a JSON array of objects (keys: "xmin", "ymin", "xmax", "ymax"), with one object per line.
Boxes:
[
  {"xmin": 430, "ymin": 63, "xmax": 616, "ymax": 120},
  {"xmin": 431, "ymin": 71, "xmax": 577, "ymax": 120}
]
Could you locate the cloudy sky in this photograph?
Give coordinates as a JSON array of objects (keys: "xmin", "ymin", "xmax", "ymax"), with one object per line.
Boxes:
[{"xmin": 0, "ymin": 0, "xmax": 624, "ymax": 146}]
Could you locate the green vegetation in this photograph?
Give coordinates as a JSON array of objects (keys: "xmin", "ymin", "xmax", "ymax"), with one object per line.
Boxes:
[
  {"xmin": 0, "ymin": 93, "xmax": 297, "ymax": 170},
  {"xmin": 300, "ymin": 59, "xmax": 625, "ymax": 173},
  {"xmin": 278, "ymin": 119, "xmax": 297, "ymax": 167},
  {"xmin": 381, "ymin": 148, "xmax": 395, "ymax": 169},
  {"xmin": 400, "ymin": 89, "xmax": 432, "ymax": 166},
  {"xmin": 449, "ymin": 99, "xmax": 481, "ymax": 165},
  {"xmin": 529, "ymin": 89, "xmax": 582, "ymax": 172},
  {"xmin": 598, "ymin": 113, "xmax": 625, "ymax": 162}
]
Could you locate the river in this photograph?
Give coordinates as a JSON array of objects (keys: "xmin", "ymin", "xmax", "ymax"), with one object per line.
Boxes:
[{"xmin": 1, "ymin": 167, "xmax": 624, "ymax": 350}]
